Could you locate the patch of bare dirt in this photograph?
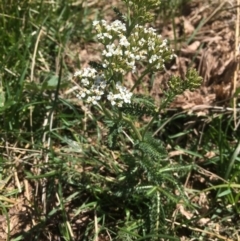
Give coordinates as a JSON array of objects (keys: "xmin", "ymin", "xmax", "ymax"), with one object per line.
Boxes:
[{"xmin": 152, "ymin": 0, "xmax": 240, "ymax": 115}]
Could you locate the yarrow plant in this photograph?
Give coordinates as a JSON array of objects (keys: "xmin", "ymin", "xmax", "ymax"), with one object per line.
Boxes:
[
  {"xmin": 73, "ymin": 15, "xmax": 176, "ymax": 109},
  {"xmin": 70, "ymin": 1, "xmax": 177, "ymax": 111},
  {"xmin": 67, "ymin": 0, "xmax": 202, "ymax": 238}
]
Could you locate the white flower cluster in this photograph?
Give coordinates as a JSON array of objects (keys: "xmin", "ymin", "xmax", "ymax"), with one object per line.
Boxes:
[
  {"xmin": 74, "ymin": 67, "xmax": 106, "ymax": 105},
  {"xmin": 72, "ymin": 19, "xmax": 176, "ymax": 107},
  {"xmin": 107, "ymin": 82, "xmax": 132, "ymax": 107},
  {"xmin": 74, "ymin": 67, "xmax": 132, "ymax": 106},
  {"xmin": 93, "ymin": 20, "xmax": 175, "ymax": 74}
]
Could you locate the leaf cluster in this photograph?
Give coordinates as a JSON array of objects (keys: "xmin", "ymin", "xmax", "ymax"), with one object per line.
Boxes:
[{"xmin": 120, "ymin": 95, "xmax": 157, "ymax": 117}]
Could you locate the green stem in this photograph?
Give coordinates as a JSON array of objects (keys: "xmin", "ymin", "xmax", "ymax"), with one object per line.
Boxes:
[
  {"xmin": 122, "ymin": 115, "xmax": 142, "ymax": 141},
  {"xmin": 142, "ymin": 111, "xmax": 159, "ymax": 139},
  {"xmin": 100, "ymin": 103, "xmax": 142, "ymax": 141},
  {"xmin": 100, "ymin": 104, "xmax": 113, "ymax": 119},
  {"xmin": 131, "ymin": 69, "xmax": 151, "ymax": 92},
  {"xmin": 225, "ymin": 138, "xmax": 240, "ymax": 180}
]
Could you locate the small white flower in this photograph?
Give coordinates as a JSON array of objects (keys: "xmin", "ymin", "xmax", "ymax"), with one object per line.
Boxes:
[
  {"xmin": 80, "ymin": 92, "xmax": 86, "ymax": 98},
  {"xmin": 132, "ymin": 66, "xmax": 136, "ymax": 73},
  {"xmin": 126, "ymin": 60, "xmax": 135, "ymax": 70},
  {"xmin": 139, "ymin": 38, "xmax": 146, "ymax": 46},
  {"xmin": 148, "ymin": 40, "xmax": 155, "ymax": 50},
  {"xmin": 103, "ymin": 33, "xmax": 112, "ymax": 39},
  {"xmin": 129, "ymin": 53, "xmax": 135, "ymax": 59},
  {"xmin": 100, "ymin": 20, "xmax": 107, "ymax": 26},
  {"xmin": 81, "ymin": 78, "xmax": 90, "ymax": 86},
  {"xmin": 74, "ymin": 70, "xmax": 82, "ymax": 77},
  {"xmin": 149, "ymin": 54, "xmax": 158, "ymax": 64},
  {"xmin": 100, "ymin": 81, "xmax": 107, "ymax": 89},
  {"xmin": 160, "ymin": 39, "xmax": 168, "ymax": 48},
  {"xmin": 170, "ymin": 53, "xmax": 177, "ymax": 59},
  {"xmin": 110, "ymin": 20, "xmax": 126, "ymax": 33},
  {"xmin": 93, "ymin": 20, "xmax": 100, "ymax": 26},
  {"xmin": 96, "ymin": 33, "xmax": 104, "ymax": 40},
  {"xmin": 105, "ymin": 43, "xmax": 116, "ymax": 57},
  {"xmin": 107, "ymin": 92, "xmax": 116, "ymax": 106},
  {"xmin": 102, "ymin": 62, "xmax": 108, "ymax": 68},
  {"xmin": 119, "ymin": 36, "xmax": 130, "ymax": 47},
  {"xmin": 86, "ymin": 96, "xmax": 98, "ymax": 105},
  {"xmin": 148, "ymin": 27, "xmax": 156, "ymax": 33},
  {"xmin": 132, "ymin": 47, "xmax": 139, "ymax": 52}
]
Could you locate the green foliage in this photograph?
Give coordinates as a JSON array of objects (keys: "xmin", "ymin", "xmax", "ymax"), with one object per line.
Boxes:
[
  {"xmin": 106, "ymin": 120, "xmax": 126, "ymax": 149},
  {"xmin": 138, "ymin": 134, "xmax": 166, "ymax": 163},
  {"xmin": 168, "ymin": 68, "xmax": 202, "ymax": 94},
  {"xmin": 120, "ymin": 96, "xmax": 157, "ymax": 117},
  {"xmin": 1, "ymin": 0, "xmax": 239, "ymax": 240},
  {"xmin": 123, "ymin": 0, "xmax": 161, "ymax": 24},
  {"xmin": 0, "ymin": 86, "xmax": 5, "ymax": 107},
  {"xmin": 160, "ymin": 68, "xmax": 202, "ymax": 109}
]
